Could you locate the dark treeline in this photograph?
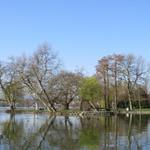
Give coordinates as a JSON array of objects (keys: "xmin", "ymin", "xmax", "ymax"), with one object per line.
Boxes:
[{"xmin": 0, "ymin": 43, "xmax": 150, "ymax": 111}]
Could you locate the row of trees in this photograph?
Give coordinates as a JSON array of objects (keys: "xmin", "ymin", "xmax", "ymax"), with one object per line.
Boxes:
[
  {"xmin": 0, "ymin": 43, "xmax": 150, "ymax": 111},
  {"xmin": 96, "ymin": 54, "xmax": 150, "ymax": 111},
  {"xmin": 0, "ymin": 44, "xmax": 83, "ymax": 111}
]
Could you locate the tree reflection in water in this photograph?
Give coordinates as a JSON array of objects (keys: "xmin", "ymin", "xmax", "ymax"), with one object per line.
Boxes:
[{"xmin": 0, "ymin": 113, "xmax": 150, "ymax": 150}]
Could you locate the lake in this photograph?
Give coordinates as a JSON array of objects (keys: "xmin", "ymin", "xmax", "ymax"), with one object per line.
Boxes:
[{"xmin": 0, "ymin": 112, "xmax": 149, "ymax": 150}]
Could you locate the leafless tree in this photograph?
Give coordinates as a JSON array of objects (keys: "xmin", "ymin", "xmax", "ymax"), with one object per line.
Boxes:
[
  {"xmin": 17, "ymin": 43, "xmax": 61, "ymax": 112},
  {"xmin": 96, "ymin": 57, "xmax": 111, "ymax": 109},
  {"xmin": 0, "ymin": 58, "xmax": 24, "ymax": 110},
  {"xmin": 109, "ymin": 54, "xmax": 124, "ymax": 110},
  {"xmin": 52, "ymin": 70, "xmax": 83, "ymax": 110},
  {"xmin": 121, "ymin": 55, "xmax": 147, "ymax": 110},
  {"xmin": 96, "ymin": 54, "xmax": 148, "ymax": 111}
]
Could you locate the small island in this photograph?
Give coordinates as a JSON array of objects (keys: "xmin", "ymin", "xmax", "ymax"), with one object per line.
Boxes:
[{"xmin": 0, "ymin": 44, "xmax": 149, "ymax": 117}]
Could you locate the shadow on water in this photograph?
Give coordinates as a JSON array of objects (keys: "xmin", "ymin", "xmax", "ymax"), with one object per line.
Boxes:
[{"xmin": 0, "ymin": 113, "xmax": 150, "ymax": 149}]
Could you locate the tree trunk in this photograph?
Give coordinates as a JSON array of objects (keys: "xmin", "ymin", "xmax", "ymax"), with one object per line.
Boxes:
[
  {"xmin": 138, "ymin": 88, "xmax": 141, "ymax": 111},
  {"xmin": 114, "ymin": 67, "xmax": 118, "ymax": 111},
  {"xmin": 128, "ymin": 90, "xmax": 133, "ymax": 111},
  {"xmin": 104, "ymin": 75, "xmax": 107, "ymax": 109},
  {"xmin": 64, "ymin": 103, "xmax": 69, "ymax": 110},
  {"xmin": 80, "ymin": 100, "xmax": 83, "ymax": 111},
  {"xmin": 89, "ymin": 101, "xmax": 98, "ymax": 111},
  {"xmin": 50, "ymin": 103, "xmax": 57, "ymax": 112},
  {"xmin": 138, "ymin": 99, "xmax": 141, "ymax": 111},
  {"xmin": 42, "ymin": 97, "xmax": 56, "ymax": 112},
  {"xmin": 10, "ymin": 102, "xmax": 15, "ymax": 111},
  {"xmin": 127, "ymin": 82, "xmax": 133, "ymax": 111},
  {"xmin": 106, "ymin": 69, "xmax": 110, "ymax": 109},
  {"xmin": 41, "ymin": 100, "xmax": 56, "ymax": 112}
]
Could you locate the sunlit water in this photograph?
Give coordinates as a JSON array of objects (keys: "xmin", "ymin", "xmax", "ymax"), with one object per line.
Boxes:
[{"xmin": 0, "ymin": 112, "xmax": 150, "ymax": 150}]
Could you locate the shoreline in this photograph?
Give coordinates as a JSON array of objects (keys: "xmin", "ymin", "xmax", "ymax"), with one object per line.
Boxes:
[
  {"xmin": 4, "ymin": 108, "xmax": 150, "ymax": 116},
  {"xmin": 117, "ymin": 110, "xmax": 150, "ymax": 115}
]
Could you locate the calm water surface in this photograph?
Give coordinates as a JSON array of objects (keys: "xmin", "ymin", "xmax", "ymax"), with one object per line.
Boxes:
[{"xmin": 0, "ymin": 112, "xmax": 150, "ymax": 150}]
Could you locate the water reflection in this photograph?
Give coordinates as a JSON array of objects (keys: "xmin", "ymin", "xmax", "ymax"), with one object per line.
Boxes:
[{"xmin": 0, "ymin": 113, "xmax": 150, "ymax": 150}]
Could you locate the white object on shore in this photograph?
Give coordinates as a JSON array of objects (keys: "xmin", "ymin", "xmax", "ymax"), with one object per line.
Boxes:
[{"xmin": 35, "ymin": 103, "xmax": 38, "ymax": 110}]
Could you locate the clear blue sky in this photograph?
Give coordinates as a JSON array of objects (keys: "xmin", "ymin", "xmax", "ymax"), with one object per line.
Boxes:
[{"xmin": 0, "ymin": 0, "xmax": 150, "ymax": 75}]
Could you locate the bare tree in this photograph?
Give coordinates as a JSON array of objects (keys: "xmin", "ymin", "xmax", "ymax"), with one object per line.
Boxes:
[
  {"xmin": 96, "ymin": 57, "xmax": 110, "ymax": 110},
  {"xmin": 53, "ymin": 70, "xmax": 82, "ymax": 110},
  {"xmin": 121, "ymin": 55, "xmax": 147, "ymax": 110},
  {"xmin": 96, "ymin": 54, "xmax": 148, "ymax": 111},
  {"xmin": 0, "ymin": 58, "xmax": 24, "ymax": 110},
  {"xmin": 109, "ymin": 54, "xmax": 124, "ymax": 110},
  {"xmin": 17, "ymin": 43, "xmax": 61, "ymax": 112}
]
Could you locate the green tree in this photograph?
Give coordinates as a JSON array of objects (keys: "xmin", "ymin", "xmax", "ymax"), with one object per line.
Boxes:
[
  {"xmin": 79, "ymin": 77, "xmax": 102, "ymax": 110},
  {"xmin": 4, "ymin": 81, "xmax": 24, "ymax": 109}
]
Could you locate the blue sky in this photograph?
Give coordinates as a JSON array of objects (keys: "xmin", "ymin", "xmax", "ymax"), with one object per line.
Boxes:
[{"xmin": 0, "ymin": 0, "xmax": 150, "ymax": 75}]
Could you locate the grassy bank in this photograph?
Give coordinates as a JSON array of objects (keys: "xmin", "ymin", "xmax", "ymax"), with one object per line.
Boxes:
[
  {"xmin": 5, "ymin": 109, "xmax": 114, "ymax": 117},
  {"xmin": 117, "ymin": 108, "xmax": 150, "ymax": 114},
  {"xmin": 5, "ymin": 108, "xmax": 150, "ymax": 116}
]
